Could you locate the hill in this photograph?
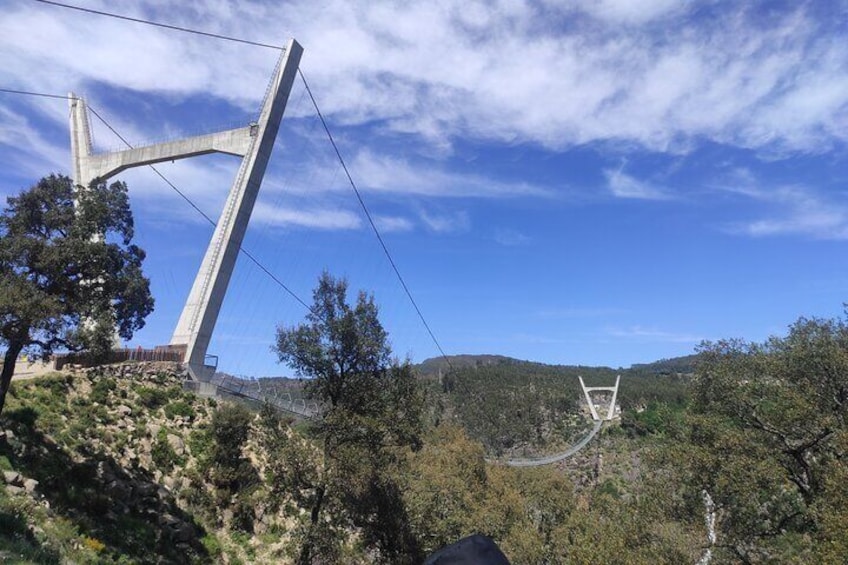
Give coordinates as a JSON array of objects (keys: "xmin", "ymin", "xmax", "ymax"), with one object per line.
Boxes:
[
  {"xmin": 0, "ymin": 362, "xmax": 320, "ymax": 563},
  {"xmin": 0, "ymin": 361, "xmax": 705, "ymax": 564},
  {"xmin": 422, "ymin": 354, "xmax": 691, "ymax": 458}
]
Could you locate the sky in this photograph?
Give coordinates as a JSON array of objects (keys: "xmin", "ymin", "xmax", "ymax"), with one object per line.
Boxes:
[{"xmin": 1, "ymin": 0, "xmax": 847, "ymax": 376}]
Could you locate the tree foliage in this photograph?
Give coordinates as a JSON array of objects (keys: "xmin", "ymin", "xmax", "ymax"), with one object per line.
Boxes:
[
  {"xmin": 273, "ymin": 272, "xmax": 424, "ymax": 563},
  {"xmin": 0, "ymin": 175, "xmax": 153, "ymax": 414},
  {"xmin": 673, "ymin": 315, "xmax": 848, "ymax": 562}
]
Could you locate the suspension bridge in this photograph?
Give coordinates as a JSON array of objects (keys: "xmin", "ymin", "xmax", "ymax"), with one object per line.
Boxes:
[{"xmin": 500, "ymin": 375, "xmax": 620, "ymax": 467}]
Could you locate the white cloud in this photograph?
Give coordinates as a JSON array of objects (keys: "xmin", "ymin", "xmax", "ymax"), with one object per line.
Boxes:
[
  {"xmin": 605, "ymin": 169, "xmax": 669, "ymax": 200},
  {"xmin": 712, "ymin": 168, "xmax": 848, "ymax": 240},
  {"xmin": 725, "ymin": 184, "xmax": 848, "ymax": 240},
  {"xmin": 555, "ymin": 0, "xmax": 684, "ymax": 25},
  {"xmin": 419, "ymin": 209, "xmax": 470, "ymax": 233},
  {"xmin": 374, "ymin": 214, "xmax": 414, "ymax": 232},
  {"xmin": 2, "ymin": 0, "xmax": 845, "ymax": 157},
  {"xmin": 251, "ymin": 200, "xmax": 361, "ymax": 230},
  {"xmin": 608, "ymin": 326, "xmax": 705, "ymax": 343},
  {"xmin": 350, "ymin": 149, "xmax": 551, "ymax": 198},
  {"xmin": 0, "ymin": 104, "xmax": 70, "ymax": 180},
  {"xmin": 493, "ymin": 228, "xmax": 530, "ymax": 246}
]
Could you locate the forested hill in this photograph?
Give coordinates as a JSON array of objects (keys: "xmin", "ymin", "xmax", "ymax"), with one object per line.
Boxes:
[
  {"xmin": 416, "ymin": 354, "xmax": 525, "ymax": 378},
  {"xmin": 630, "ymin": 354, "xmax": 697, "ymax": 375},
  {"xmin": 420, "ymin": 354, "xmax": 691, "ymax": 458},
  {"xmin": 416, "ymin": 353, "xmax": 696, "ymax": 378}
]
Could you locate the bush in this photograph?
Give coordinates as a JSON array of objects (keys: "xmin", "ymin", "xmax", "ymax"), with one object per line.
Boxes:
[
  {"xmin": 151, "ymin": 429, "xmax": 182, "ymax": 471},
  {"xmin": 90, "ymin": 378, "xmax": 116, "ymax": 405},
  {"xmin": 164, "ymin": 400, "xmax": 195, "ymax": 420},
  {"xmin": 209, "ymin": 404, "xmax": 258, "ymax": 494},
  {"xmin": 82, "ymin": 536, "xmax": 106, "ymax": 552},
  {"xmin": 135, "ymin": 386, "xmax": 169, "ymax": 410},
  {"xmin": 201, "ymin": 534, "xmax": 223, "ymax": 557}
]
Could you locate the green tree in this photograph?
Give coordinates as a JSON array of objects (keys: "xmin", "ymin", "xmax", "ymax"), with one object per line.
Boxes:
[
  {"xmin": 678, "ymin": 315, "xmax": 848, "ymax": 562},
  {"xmin": 273, "ymin": 272, "xmax": 424, "ymax": 564},
  {"xmin": 0, "ymin": 174, "xmax": 153, "ymax": 414}
]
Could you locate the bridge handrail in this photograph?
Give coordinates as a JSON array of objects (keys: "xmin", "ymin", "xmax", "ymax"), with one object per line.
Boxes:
[{"xmin": 495, "ymin": 420, "xmax": 603, "ymax": 467}]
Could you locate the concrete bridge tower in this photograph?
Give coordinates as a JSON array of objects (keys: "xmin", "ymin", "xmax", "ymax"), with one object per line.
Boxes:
[
  {"xmin": 579, "ymin": 375, "xmax": 621, "ymax": 421},
  {"xmin": 69, "ymin": 39, "xmax": 303, "ymax": 379}
]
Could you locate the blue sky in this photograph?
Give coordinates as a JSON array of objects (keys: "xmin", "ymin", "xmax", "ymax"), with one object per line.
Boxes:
[{"xmin": 1, "ymin": 0, "xmax": 847, "ymax": 376}]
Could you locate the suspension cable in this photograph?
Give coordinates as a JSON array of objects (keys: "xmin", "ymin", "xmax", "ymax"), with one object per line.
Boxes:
[
  {"xmin": 30, "ymin": 0, "xmax": 284, "ymax": 51},
  {"xmin": 298, "ymin": 69, "xmax": 453, "ymax": 369},
  {"xmin": 0, "ymin": 88, "xmax": 77, "ymax": 100}
]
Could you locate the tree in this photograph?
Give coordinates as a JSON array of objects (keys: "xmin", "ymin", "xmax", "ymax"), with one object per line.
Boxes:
[
  {"xmin": 676, "ymin": 315, "xmax": 848, "ymax": 561},
  {"xmin": 0, "ymin": 174, "xmax": 153, "ymax": 414},
  {"xmin": 273, "ymin": 272, "xmax": 424, "ymax": 563}
]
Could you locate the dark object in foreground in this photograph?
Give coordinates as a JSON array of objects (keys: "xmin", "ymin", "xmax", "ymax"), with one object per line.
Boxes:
[{"xmin": 424, "ymin": 534, "xmax": 511, "ymax": 564}]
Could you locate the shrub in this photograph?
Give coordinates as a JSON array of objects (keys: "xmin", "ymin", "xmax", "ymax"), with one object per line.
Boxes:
[
  {"xmin": 135, "ymin": 386, "xmax": 169, "ymax": 410},
  {"xmin": 201, "ymin": 534, "xmax": 223, "ymax": 557},
  {"xmin": 90, "ymin": 378, "xmax": 117, "ymax": 405},
  {"xmin": 209, "ymin": 404, "xmax": 258, "ymax": 494},
  {"xmin": 164, "ymin": 400, "xmax": 195, "ymax": 420},
  {"xmin": 82, "ymin": 536, "xmax": 106, "ymax": 552},
  {"xmin": 151, "ymin": 429, "xmax": 183, "ymax": 471}
]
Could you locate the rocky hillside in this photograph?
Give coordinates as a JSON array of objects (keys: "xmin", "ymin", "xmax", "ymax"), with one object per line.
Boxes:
[
  {"xmin": 0, "ymin": 362, "xmax": 316, "ymax": 564},
  {"xmin": 0, "ymin": 360, "xmax": 714, "ymax": 565}
]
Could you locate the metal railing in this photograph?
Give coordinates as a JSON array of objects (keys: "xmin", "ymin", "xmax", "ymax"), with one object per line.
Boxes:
[{"xmin": 199, "ymin": 373, "xmax": 320, "ymax": 419}]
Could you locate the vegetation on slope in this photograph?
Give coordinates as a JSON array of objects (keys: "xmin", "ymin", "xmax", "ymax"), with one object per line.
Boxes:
[{"xmin": 1, "ymin": 307, "xmax": 845, "ymax": 563}]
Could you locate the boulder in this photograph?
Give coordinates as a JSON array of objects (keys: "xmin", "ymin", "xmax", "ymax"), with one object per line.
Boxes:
[
  {"xmin": 23, "ymin": 478, "xmax": 38, "ymax": 494},
  {"xmin": 116, "ymin": 405, "xmax": 133, "ymax": 417},
  {"xmin": 3, "ymin": 471, "xmax": 22, "ymax": 486},
  {"xmin": 166, "ymin": 434, "xmax": 185, "ymax": 456},
  {"xmin": 5, "ymin": 484, "xmax": 23, "ymax": 495}
]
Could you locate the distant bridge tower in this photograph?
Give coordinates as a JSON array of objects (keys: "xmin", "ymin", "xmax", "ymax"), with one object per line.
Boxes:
[
  {"xmin": 578, "ymin": 375, "xmax": 621, "ymax": 421},
  {"xmin": 69, "ymin": 39, "xmax": 304, "ymax": 379}
]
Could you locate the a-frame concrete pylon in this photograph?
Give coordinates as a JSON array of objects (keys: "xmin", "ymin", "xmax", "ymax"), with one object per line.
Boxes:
[
  {"xmin": 578, "ymin": 375, "xmax": 621, "ymax": 421},
  {"xmin": 170, "ymin": 40, "xmax": 303, "ymax": 378},
  {"xmin": 69, "ymin": 39, "xmax": 304, "ymax": 380}
]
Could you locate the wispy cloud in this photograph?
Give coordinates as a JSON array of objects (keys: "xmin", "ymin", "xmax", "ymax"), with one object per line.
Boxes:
[
  {"xmin": 0, "ymin": 106, "xmax": 68, "ymax": 181},
  {"xmin": 605, "ymin": 168, "xmax": 670, "ymax": 200},
  {"xmin": 731, "ymin": 186, "xmax": 848, "ymax": 240},
  {"xmin": 493, "ymin": 229, "xmax": 530, "ymax": 246},
  {"xmin": 252, "ymin": 201, "xmax": 361, "ymax": 230},
  {"xmin": 350, "ymin": 150, "xmax": 552, "ymax": 199},
  {"xmin": 374, "ymin": 214, "xmax": 414, "ymax": 233},
  {"xmin": 718, "ymin": 170, "xmax": 848, "ymax": 240},
  {"xmin": 561, "ymin": 0, "xmax": 684, "ymax": 25},
  {"xmin": 2, "ymin": 1, "xmax": 844, "ymax": 156},
  {"xmin": 419, "ymin": 209, "xmax": 470, "ymax": 234},
  {"xmin": 608, "ymin": 326, "xmax": 705, "ymax": 344}
]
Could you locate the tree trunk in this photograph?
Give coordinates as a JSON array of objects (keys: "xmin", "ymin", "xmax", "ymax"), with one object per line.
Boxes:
[
  {"xmin": 298, "ymin": 483, "xmax": 326, "ymax": 565},
  {"xmin": 0, "ymin": 341, "xmax": 24, "ymax": 416}
]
